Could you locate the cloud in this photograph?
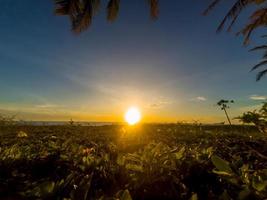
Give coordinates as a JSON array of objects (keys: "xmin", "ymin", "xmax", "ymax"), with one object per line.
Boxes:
[
  {"xmin": 148, "ymin": 97, "xmax": 172, "ymax": 109},
  {"xmin": 150, "ymin": 100, "xmax": 171, "ymax": 108},
  {"xmin": 190, "ymin": 96, "xmax": 207, "ymax": 102},
  {"xmin": 250, "ymin": 95, "xmax": 267, "ymax": 101},
  {"xmin": 34, "ymin": 104, "xmax": 60, "ymax": 109}
]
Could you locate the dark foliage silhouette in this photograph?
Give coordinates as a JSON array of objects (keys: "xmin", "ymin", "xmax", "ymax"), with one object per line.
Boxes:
[
  {"xmin": 204, "ymin": 0, "xmax": 267, "ymax": 80},
  {"xmin": 54, "ymin": 0, "xmax": 267, "ymax": 80},
  {"xmin": 217, "ymin": 99, "xmax": 234, "ymax": 125},
  {"xmin": 54, "ymin": 0, "xmax": 159, "ymax": 33},
  {"xmin": 236, "ymin": 102, "xmax": 267, "ymax": 133}
]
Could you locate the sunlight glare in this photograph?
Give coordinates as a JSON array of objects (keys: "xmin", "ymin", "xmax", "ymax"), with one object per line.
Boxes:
[{"xmin": 125, "ymin": 107, "xmax": 141, "ymax": 125}]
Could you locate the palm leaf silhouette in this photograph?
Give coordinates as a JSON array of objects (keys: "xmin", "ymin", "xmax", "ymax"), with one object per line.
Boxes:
[
  {"xmin": 205, "ymin": 0, "xmax": 267, "ymax": 80},
  {"xmin": 251, "ymin": 60, "xmax": 267, "ymax": 71},
  {"xmin": 256, "ymin": 69, "xmax": 267, "ymax": 81},
  {"xmin": 55, "ymin": 0, "xmax": 101, "ymax": 33},
  {"xmin": 107, "ymin": 0, "xmax": 120, "ymax": 22},
  {"xmin": 54, "ymin": 0, "xmax": 159, "ymax": 32},
  {"xmin": 250, "ymin": 45, "xmax": 267, "ymax": 51},
  {"xmin": 54, "ymin": 0, "xmax": 267, "ymax": 80},
  {"xmin": 250, "ymin": 43, "xmax": 267, "ymax": 80},
  {"xmin": 148, "ymin": 0, "xmax": 159, "ymax": 20}
]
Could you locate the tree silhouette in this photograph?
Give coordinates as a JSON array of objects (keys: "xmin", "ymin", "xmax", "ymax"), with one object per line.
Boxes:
[
  {"xmin": 217, "ymin": 99, "xmax": 234, "ymax": 125},
  {"xmin": 250, "ymin": 43, "xmax": 267, "ymax": 81},
  {"xmin": 236, "ymin": 102, "xmax": 267, "ymax": 133},
  {"xmin": 204, "ymin": 0, "xmax": 267, "ymax": 81},
  {"xmin": 54, "ymin": 0, "xmax": 267, "ymax": 80},
  {"xmin": 54, "ymin": 0, "xmax": 159, "ymax": 33}
]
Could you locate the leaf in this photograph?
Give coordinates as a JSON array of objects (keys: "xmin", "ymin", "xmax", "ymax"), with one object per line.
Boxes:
[
  {"xmin": 125, "ymin": 164, "xmax": 143, "ymax": 172},
  {"xmin": 72, "ymin": 173, "xmax": 93, "ymax": 200},
  {"xmin": 119, "ymin": 189, "xmax": 132, "ymax": 200},
  {"xmin": 107, "ymin": 0, "xmax": 120, "ymax": 22},
  {"xmin": 117, "ymin": 154, "xmax": 126, "ymax": 166},
  {"xmin": 174, "ymin": 146, "xmax": 185, "ymax": 160},
  {"xmin": 81, "ymin": 174, "xmax": 93, "ymax": 200},
  {"xmin": 256, "ymin": 69, "xmax": 267, "ymax": 81},
  {"xmin": 17, "ymin": 131, "xmax": 28, "ymax": 138},
  {"xmin": 252, "ymin": 175, "xmax": 267, "ymax": 192},
  {"xmin": 206, "ymin": 146, "xmax": 213, "ymax": 154},
  {"xmin": 190, "ymin": 193, "xmax": 198, "ymax": 200},
  {"xmin": 211, "ymin": 155, "xmax": 233, "ymax": 175},
  {"xmin": 126, "ymin": 153, "xmax": 141, "ymax": 163},
  {"xmin": 238, "ymin": 187, "xmax": 251, "ymax": 200},
  {"xmin": 40, "ymin": 181, "xmax": 55, "ymax": 195},
  {"xmin": 212, "ymin": 170, "xmax": 233, "ymax": 176}
]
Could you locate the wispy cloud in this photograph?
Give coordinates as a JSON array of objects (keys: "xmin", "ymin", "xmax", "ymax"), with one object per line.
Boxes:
[
  {"xmin": 190, "ymin": 96, "xmax": 207, "ymax": 102},
  {"xmin": 150, "ymin": 100, "xmax": 172, "ymax": 108},
  {"xmin": 34, "ymin": 104, "xmax": 61, "ymax": 109},
  {"xmin": 250, "ymin": 95, "xmax": 267, "ymax": 101},
  {"xmin": 148, "ymin": 97, "xmax": 172, "ymax": 109}
]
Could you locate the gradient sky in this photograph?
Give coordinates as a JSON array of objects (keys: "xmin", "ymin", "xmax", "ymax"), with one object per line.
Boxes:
[{"xmin": 0, "ymin": 0, "xmax": 266, "ymax": 123}]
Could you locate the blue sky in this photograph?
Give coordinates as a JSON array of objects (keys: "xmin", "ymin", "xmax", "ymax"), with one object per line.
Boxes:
[{"xmin": 0, "ymin": 0, "xmax": 266, "ymax": 122}]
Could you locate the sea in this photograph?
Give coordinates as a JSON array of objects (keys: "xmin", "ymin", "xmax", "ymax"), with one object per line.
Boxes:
[{"xmin": 16, "ymin": 121, "xmax": 116, "ymax": 126}]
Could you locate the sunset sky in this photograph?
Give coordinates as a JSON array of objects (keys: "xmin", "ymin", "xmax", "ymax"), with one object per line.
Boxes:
[{"xmin": 0, "ymin": 0, "xmax": 266, "ymax": 123}]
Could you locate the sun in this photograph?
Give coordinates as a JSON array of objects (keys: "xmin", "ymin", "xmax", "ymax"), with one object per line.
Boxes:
[{"xmin": 124, "ymin": 107, "xmax": 141, "ymax": 125}]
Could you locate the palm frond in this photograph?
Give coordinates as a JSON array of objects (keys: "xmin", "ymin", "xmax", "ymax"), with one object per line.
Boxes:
[
  {"xmin": 256, "ymin": 69, "xmax": 267, "ymax": 81},
  {"xmin": 54, "ymin": 0, "xmax": 161, "ymax": 33},
  {"xmin": 55, "ymin": 0, "xmax": 75, "ymax": 15},
  {"xmin": 54, "ymin": 0, "xmax": 81, "ymax": 24},
  {"xmin": 250, "ymin": 45, "xmax": 267, "ymax": 51},
  {"xmin": 92, "ymin": 0, "xmax": 101, "ymax": 15},
  {"xmin": 72, "ymin": 0, "xmax": 94, "ymax": 33},
  {"xmin": 216, "ymin": 0, "xmax": 252, "ymax": 33},
  {"xmin": 107, "ymin": 0, "xmax": 120, "ymax": 22},
  {"xmin": 148, "ymin": 0, "xmax": 159, "ymax": 20},
  {"xmin": 227, "ymin": 14, "xmax": 239, "ymax": 32},
  {"xmin": 251, "ymin": 60, "xmax": 267, "ymax": 71},
  {"xmin": 262, "ymin": 50, "xmax": 267, "ymax": 59},
  {"xmin": 203, "ymin": 0, "xmax": 221, "ymax": 15},
  {"xmin": 240, "ymin": 8, "xmax": 267, "ymax": 45},
  {"xmin": 55, "ymin": 0, "xmax": 101, "ymax": 32},
  {"xmin": 204, "ymin": 0, "xmax": 267, "ymax": 40}
]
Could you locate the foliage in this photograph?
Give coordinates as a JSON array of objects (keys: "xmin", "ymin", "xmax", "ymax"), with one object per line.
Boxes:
[
  {"xmin": 54, "ymin": 0, "xmax": 159, "ymax": 33},
  {"xmin": 204, "ymin": 0, "xmax": 267, "ymax": 80},
  {"xmin": 217, "ymin": 100, "xmax": 234, "ymax": 110},
  {"xmin": 217, "ymin": 99, "xmax": 234, "ymax": 125},
  {"xmin": 0, "ymin": 114, "xmax": 16, "ymax": 126},
  {"xmin": 0, "ymin": 124, "xmax": 266, "ymax": 199},
  {"xmin": 53, "ymin": 0, "xmax": 267, "ymax": 80},
  {"xmin": 236, "ymin": 102, "xmax": 267, "ymax": 133}
]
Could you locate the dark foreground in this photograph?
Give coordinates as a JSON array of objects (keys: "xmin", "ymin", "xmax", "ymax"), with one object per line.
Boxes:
[{"xmin": 0, "ymin": 124, "xmax": 267, "ymax": 200}]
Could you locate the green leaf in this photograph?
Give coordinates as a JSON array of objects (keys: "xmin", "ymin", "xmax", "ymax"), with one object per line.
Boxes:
[
  {"xmin": 174, "ymin": 146, "xmax": 185, "ymax": 160},
  {"xmin": 211, "ymin": 155, "xmax": 233, "ymax": 174},
  {"xmin": 40, "ymin": 181, "xmax": 55, "ymax": 195},
  {"xmin": 212, "ymin": 170, "xmax": 233, "ymax": 176},
  {"xmin": 125, "ymin": 164, "xmax": 143, "ymax": 172},
  {"xmin": 252, "ymin": 175, "xmax": 267, "ymax": 192},
  {"xmin": 119, "ymin": 189, "xmax": 132, "ymax": 200},
  {"xmin": 17, "ymin": 131, "xmax": 28, "ymax": 138},
  {"xmin": 190, "ymin": 193, "xmax": 198, "ymax": 200},
  {"xmin": 81, "ymin": 174, "xmax": 93, "ymax": 200},
  {"xmin": 117, "ymin": 154, "xmax": 126, "ymax": 166},
  {"xmin": 205, "ymin": 146, "xmax": 213, "ymax": 157}
]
